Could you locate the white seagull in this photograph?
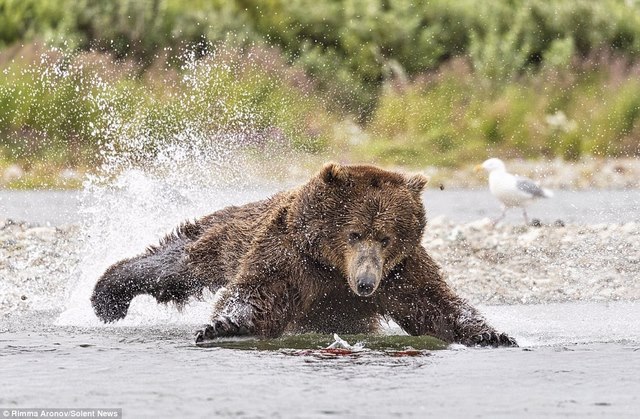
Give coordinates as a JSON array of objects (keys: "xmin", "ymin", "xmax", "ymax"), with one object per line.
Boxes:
[{"xmin": 476, "ymin": 158, "xmax": 553, "ymax": 225}]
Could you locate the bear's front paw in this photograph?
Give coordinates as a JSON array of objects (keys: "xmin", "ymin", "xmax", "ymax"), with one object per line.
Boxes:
[
  {"xmin": 466, "ymin": 331, "xmax": 518, "ymax": 348},
  {"xmin": 194, "ymin": 318, "xmax": 247, "ymax": 346},
  {"xmin": 91, "ymin": 288, "xmax": 132, "ymax": 323},
  {"xmin": 194, "ymin": 324, "xmax": 218, "ymax": 345}
]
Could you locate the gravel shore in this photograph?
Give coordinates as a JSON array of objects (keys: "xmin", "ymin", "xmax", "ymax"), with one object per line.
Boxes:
[
  {"xmin": 0, "ymin": 220, "xmax": 81, "ymax": 317},
  {"xmin": 426, "ymin": 217, "xmax": 640, "ymax": 305},
  {"xmin": 2, "ymin": 217, "xmax": 638, "ymax": 318}
]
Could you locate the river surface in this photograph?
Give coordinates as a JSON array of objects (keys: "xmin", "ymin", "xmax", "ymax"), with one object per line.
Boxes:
[
  {"xmin": 1, "ymin": 303, "xmax": 639, "ymax": 418},
  {"xmin": 1, "ymin": 188, "xmax": 639, "ymax": 418},
  {"xmin": 1, "ymin": 188, "xmax": 639, "ymax": 226}
]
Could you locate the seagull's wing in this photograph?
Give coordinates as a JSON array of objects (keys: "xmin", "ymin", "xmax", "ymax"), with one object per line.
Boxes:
[{"xmin": 516, "ymin": 177, "xmax": 547, "ymax": 198}]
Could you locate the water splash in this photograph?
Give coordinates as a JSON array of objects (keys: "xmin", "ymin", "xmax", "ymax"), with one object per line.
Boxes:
[{"xmin": 54, "ymin": 45, "xmax": 304, "ymax": 326}]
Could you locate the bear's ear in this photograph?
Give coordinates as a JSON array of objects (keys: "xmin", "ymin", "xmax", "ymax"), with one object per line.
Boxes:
[
  {"xmin": 406, "ymin": 173, "xmax": 429, "ymax": 195},
  {"xmin": 320, "ymin": 162, "xmax": 347, "ymax": 184}
]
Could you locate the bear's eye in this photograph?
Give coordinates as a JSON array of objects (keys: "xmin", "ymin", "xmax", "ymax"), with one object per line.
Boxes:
[
  {"xmin": 381, "ymin": 237, "xmax": 391, "ymax": 248},
  {"xmin": 348, "ymin": 232, "xmax": 362, "ymax": 242}
]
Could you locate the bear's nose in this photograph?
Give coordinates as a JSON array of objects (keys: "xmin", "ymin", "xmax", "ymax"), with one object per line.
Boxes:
[{"xmin": 356, "ymin": 279, "xmax": 375, "ymax": 297}]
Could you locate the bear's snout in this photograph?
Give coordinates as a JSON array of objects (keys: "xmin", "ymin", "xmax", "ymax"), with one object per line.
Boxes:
[
  {"xmin": 347, "ymin": 241, "xmax": 383, "ymax": 297},
  {"xmin": 356, "ymin": 274, "xmax": 376, "ymax": 296}
]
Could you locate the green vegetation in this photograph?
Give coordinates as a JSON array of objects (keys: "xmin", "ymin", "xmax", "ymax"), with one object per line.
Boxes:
[
  {"xmin": 0, "ymin": 45, "xmax": 335, "ymax": 187},
  {"xmin": 4, "ymin": 0, "xmax": 640, "ymax": 111},
  {"xmin": 364, "ymin": 56, "xmax": 640, "ymax": 166},
  {"xmin": 1, "ymin": 0, "xmax": 640, "ymax": 186}
]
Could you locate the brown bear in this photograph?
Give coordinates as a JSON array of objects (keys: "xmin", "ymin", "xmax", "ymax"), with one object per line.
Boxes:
[{"xmin": 91, "ymin": 163, "xmax": 517, "ymax": 347}]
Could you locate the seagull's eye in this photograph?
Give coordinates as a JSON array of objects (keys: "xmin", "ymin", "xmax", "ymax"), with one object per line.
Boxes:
[
  {"xmin": 348, "ymin": 232, "xmax": 362, "ymax": 242},
  {"xmin": 381, "ymin": 237, "xmax": 390, "ymax": 248}
]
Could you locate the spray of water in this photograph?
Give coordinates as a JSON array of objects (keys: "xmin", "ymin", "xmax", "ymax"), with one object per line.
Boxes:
[{"xmin": 51, "ymin": 45, "xmax": 306, "ymax": 326}]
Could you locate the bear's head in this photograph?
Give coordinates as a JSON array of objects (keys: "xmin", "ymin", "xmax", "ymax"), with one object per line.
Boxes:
[{"xmin": 292, "ymin": 163, "xmax": 428, "ymax": 297}]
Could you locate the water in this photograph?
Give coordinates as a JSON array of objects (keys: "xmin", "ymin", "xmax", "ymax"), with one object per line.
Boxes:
[
  {"xmin": 1, "ymin": 302, "xmax": 638, "ymax": 418},
  {"xmin": 2, "ymin": 188, "xmax": 639, "ymax": 226}
]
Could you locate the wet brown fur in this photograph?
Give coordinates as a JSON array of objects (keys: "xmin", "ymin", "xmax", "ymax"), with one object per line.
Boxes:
[{"xmin": 91, "ymin": 163, "xmax": 516, "ymax": 347}]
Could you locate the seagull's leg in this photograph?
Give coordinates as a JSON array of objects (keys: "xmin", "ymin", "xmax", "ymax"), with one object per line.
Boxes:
[
  {"xmin": 492, "ymin": 206, "xmax": 507, "ymax": 226},
  {"xmin": 522, "ymin": 208, "xmax": 529, "ymax": 225}
]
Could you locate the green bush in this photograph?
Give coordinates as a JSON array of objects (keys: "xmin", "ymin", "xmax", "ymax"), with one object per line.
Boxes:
[
  {"xmin": 3, "ymin": 0, "xmax": 640, "ymax": 114},
  {"xmin": 362, "ymin": 61, "xmax": 640, "ymax": 166}
]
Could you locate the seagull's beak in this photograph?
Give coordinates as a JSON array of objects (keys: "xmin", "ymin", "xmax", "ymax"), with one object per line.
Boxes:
[{"xmin": 474, "ymin": 164, "xmax": 484, "ymax": 173}]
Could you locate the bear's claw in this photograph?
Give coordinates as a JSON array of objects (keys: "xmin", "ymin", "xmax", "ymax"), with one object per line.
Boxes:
[
  {"xmin": 194, "ymin": 318, "xmax": 246, "ymax": 346},
  {"xmin": 195, "ymin": 324, "xmax": 217, "ymax": 345},
  {"xmin": 467, "ymin": 331, "xmax": 518, "ymax": 347}
]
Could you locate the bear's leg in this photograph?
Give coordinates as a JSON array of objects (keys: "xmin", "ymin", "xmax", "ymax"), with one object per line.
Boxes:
[
  {"xmin": 92, "ymin": 244, "xmax": 207, "ymax": 322},
  {"xmin": 378, "ymin": 248, "xmax": 517, "ymax": 347},
  {"xmin": 91, "ymin": 258, "xmax": 149, "ymax": 322},
  {"xmin": 195, "ymin": 281, "xmax": 301, "ymax": 344}
]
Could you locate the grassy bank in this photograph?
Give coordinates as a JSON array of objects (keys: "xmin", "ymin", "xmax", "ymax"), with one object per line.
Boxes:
[
  {"xmin": 361, "ymin": 55, "xmax": 640, "ymax": 167},
  {"xmin": 1, "ymin": 46, "xmax": 640, "ymax": 188}
]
